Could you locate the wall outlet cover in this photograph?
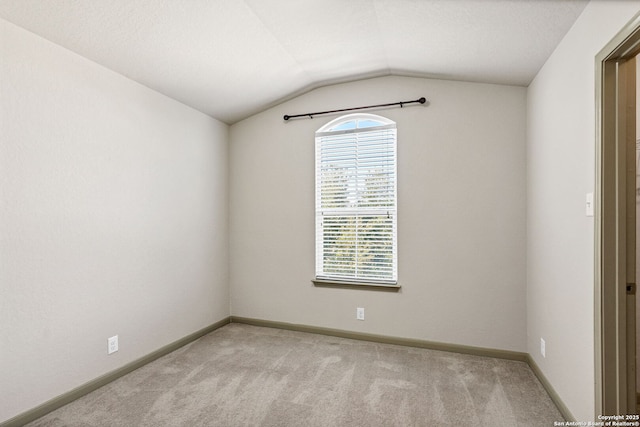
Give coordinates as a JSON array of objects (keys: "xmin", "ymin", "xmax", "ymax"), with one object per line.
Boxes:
[{"xmin": 108, "ymin": 335, "xmax": 118, "ymax": 355}]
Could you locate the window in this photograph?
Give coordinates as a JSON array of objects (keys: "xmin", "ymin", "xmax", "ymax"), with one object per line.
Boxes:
[{"xmin": 315, "ymin": 113, "xmax": 397, "ymax": 285}]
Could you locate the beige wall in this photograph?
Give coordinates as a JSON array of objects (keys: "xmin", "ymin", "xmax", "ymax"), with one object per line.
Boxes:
[
  {"xmin": 0, "ymin": 18, "xmax": 229, "ymax": 423},
  {"xmin": 526, "ymin": 1, "xmax": 640, "ymax": 421},
  {"xmin": 229, "ymin": 75, "xmax": 527, "ymax": 352}
]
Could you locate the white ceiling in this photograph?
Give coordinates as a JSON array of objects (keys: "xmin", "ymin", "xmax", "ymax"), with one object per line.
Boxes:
[{"xmin": 0, "ymin": 0, "xmax": 588, "ymax": 124}]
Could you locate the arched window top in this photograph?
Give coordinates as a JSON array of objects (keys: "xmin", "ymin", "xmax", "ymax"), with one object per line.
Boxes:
[{"xmin": 317, "ymin": 113, "xmax": 395, "ymax": 135}]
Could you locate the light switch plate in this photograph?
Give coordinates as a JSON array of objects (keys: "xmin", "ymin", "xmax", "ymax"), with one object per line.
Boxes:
[{"xmin": 586, "ymin": 192, "xmax": 594, "ymax": 217}]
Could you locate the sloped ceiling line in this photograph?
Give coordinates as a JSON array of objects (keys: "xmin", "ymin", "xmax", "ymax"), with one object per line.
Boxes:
[{"xmin": 0, "ymin": 0, "xmax": 589, "ymax": 124}]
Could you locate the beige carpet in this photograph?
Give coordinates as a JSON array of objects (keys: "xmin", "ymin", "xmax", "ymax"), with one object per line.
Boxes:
[{"xmin": 27, "ymin": 323, "xmax": 564, "ymax": 426}]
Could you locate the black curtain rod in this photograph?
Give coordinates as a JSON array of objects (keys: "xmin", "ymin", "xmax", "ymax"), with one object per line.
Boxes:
[{"xmin": 283, "ymin": 97, "xmax": 426, "ymax": 121}]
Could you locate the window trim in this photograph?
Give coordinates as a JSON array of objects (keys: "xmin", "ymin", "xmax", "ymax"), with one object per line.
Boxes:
[
  {"xmin": 314, "ymin": 113, "xmax": 398, "ymax": 286},
  {"xmin": 312, "ymin": 278, "xmax": 401, "ymax": 291}
]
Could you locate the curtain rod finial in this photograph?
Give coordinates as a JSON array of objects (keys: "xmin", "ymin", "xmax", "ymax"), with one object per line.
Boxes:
[{"xmin": 419, "ymin": 97, "xmax": 426, "ymax": 104}]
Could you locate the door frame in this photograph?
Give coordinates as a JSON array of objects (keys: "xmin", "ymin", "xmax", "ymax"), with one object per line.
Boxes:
[{"xmin": 595, "ymin": 11, "xmax": 640, "ymax": 416}]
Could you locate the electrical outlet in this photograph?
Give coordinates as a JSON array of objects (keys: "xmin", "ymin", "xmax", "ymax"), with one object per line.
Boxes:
[
  {"xmin": 356, "ymin": 307, "xmax": 365, "ymax": 321},
  {"xmin": 540, "ymin": 338, "xmax": 545, "ymax": 358},
  {"xmin": 108, "ymin": 335, "xmax": 118, "ymax": 355}
]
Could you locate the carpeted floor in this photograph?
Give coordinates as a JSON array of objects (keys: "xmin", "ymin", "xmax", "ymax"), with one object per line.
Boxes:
[{"xmin": 26, "ymin": 323, "xmax": 564, "ymax": 426}]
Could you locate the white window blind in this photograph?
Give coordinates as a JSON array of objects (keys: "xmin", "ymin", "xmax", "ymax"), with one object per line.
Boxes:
[{"xmin": 315, "ymin": 114, "xmax": 397, "ymax": 284}]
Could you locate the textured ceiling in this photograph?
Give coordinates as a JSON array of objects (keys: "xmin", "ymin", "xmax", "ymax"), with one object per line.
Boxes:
[{"xmin": 0, "ymin": 0, "xmax": 588, "ymax": 124}]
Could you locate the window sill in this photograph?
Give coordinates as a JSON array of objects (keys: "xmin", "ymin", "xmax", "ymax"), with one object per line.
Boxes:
[{"xmin": 312, "ymin": 279, "xmax": 401, "ymax": 291}]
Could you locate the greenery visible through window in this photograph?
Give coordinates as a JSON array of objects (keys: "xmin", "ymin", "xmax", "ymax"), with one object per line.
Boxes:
[{"xmin": 315, "ymin": 113, "xmax": 397, "ymax": 284}]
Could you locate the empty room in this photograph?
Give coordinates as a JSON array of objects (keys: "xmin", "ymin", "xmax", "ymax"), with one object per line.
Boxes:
[{"xmin": 3, "ymin": 1, "xmax": 640, "ymax": 426}]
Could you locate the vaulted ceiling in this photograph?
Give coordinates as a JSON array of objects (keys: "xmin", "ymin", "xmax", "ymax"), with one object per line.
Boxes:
[{"xmin": 0, "ymin": 0, "xmax": 588, "ymax": 124}]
